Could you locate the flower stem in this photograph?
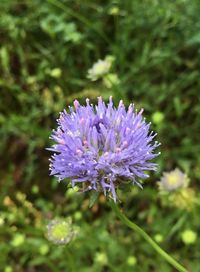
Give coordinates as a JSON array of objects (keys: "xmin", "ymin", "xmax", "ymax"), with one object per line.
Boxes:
[{"xmin": 110, "ymin": 201, "xmax": 188, "ymax": 272}]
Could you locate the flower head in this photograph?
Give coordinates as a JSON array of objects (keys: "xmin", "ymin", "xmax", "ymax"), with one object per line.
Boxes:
[
  {"xmin": 87, "ymin": 57, "xmax": 113, "ymax": 81},
  {"xmin": 159, "ymin": 168, "xmax": 188, "ymax": 192},
  {"xmin": 173, "ymin": 187, "xmax": 196, "ymax": 210},
  {"xmin": 47, "ymin": 218, "xmax": 74, "ymax": 245},
  {"xmin": 181, "ymin": 229, "xmax": 197, "ymax": 245},
  {"xmin": 48, "ymin": 97, "xmax": 160, "ymax": 201},
  {"xmin": 158, "ymin": 169, "xmax": 196, "ymax": 210}
]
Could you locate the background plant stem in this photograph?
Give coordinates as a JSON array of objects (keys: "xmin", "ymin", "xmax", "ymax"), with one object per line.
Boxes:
[{"xmin": 110, "ymin": 201, "xmax": 188, "ymax": 272}]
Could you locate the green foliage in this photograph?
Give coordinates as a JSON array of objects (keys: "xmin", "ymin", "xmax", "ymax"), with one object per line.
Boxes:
[{"xmin": 0, "ymin": 0, "xmax": 200, "ymax": 271}]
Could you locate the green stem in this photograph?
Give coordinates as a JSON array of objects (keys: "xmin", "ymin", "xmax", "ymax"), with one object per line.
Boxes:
[{"xmin": 110, "ymin": 201, "xmax": 188, "ymax": 272}]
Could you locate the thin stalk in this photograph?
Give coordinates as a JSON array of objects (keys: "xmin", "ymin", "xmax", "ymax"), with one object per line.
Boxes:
[{"xmin": 110, "ymin": 201, "xmax": 188, "ymax": 272}]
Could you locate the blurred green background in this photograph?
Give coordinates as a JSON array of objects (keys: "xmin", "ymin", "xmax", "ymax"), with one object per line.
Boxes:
[{"xmin": 0, "ymin": 0, "xmax": 200, "ymax": 271}]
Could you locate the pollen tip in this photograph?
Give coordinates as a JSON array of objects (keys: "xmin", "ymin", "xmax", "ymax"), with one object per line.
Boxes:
[
  {"xmin": 86, "ymin": 98, "xmax": 90, "ymax": 105},
  {"xmin": 139, "ymin": 108, "xmax": 144, "ymax": 115},
  {"xmin": 119, "ymin": 100, "xmax": 123, "ymax": 107},
  {"xmin": 80, "ymin": 118, "xmax": 84, "ymax": 124},
  {"xmin": 59, "ymin": 139, "xmax": 65, "ymax": 145},
  {"xmin": 73, "ymin": 99, "xmax": 80, "ymax": 109},
  {"xmin": 98, "ymin": 96, "xmax": 103, "ymax": 102}
]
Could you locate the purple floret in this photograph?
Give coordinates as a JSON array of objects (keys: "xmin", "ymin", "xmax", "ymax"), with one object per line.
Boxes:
[{"xmin": 48, "ymin": 97, "xmax": 160, "ymax": 201}]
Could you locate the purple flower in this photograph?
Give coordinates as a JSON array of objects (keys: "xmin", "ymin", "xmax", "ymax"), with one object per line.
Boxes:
[{"xmin": 48, "ymin": 97, "xmax": 160, "ymax": 201}]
